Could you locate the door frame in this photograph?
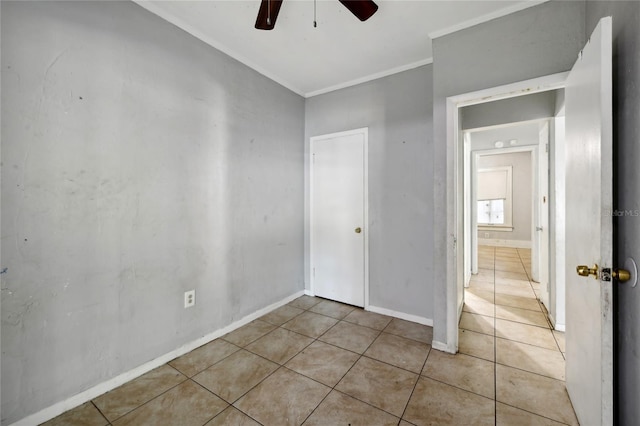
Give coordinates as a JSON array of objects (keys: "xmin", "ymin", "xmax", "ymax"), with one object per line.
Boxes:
[
  {"xmin": 309, "ymin": 127, "xmax": 370, "ymax": 308},
  {"xmin": 437, "ymin": 72, "xmax": 567, "ymax": 353}
]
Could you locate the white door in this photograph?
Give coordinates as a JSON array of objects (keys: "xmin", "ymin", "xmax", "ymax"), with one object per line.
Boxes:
[
  {"xmin": 565, "ymin": 17, "xmax": 613, "ymax": 425},
  {"xmin": 310, "ymin": 129, "xmax": 367, "ymax": 307}
]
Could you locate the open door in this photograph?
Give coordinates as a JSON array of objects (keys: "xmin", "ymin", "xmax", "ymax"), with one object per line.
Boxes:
[{"xmin": 565, "ymin": 16, "xmax": 613, "ymax": 425}]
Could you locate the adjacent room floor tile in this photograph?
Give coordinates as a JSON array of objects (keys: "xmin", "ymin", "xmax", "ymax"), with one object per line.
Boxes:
[
  {"xmin": 112, "ymin": 380, "xmax": 227, "ymax": 426},
  {"xmin": 553, "ymin": 330, "xmax": 566, "ymax": 352},
  {"xmin": 403, "ymin": 377, "xmax": 495, "ymax": 426},
  {"xmin": 494, "ymin": 282, "xmax": 536, "ymax": 298},
  {"xmin": 495, "ymin": 319, "xmax": 557, "ymax": 350},
  {"xmin": 318, "ymin": 321, "xmax": 380, "ymax": 354},
  {"xmin": 222, "ymin": 320, "xmax": 277, "ymax": 347},
  {"xmin": 303, "ymin": 390, "xmax": 399, "ymax": 426},
  {"xmin": 495, "ymin": 305, "xmax": 550, "ymax": 327},
  {"xmin": 93, "ymin": 364, "xmax": 186, "ymax": 422},
  {"xmin": 468, "ymin": 279, "xmax": 495, "ymax": 292},
  {"xmin": 496, "ymin": 338, "xmax": 565, "ymax": 380},
  {"xmin": 42, "ymin": 402, "xmax": 108, "ymax": 426},
  {"xmin": 169, "ymin": 339, "xmax": 239, "ymax": 377},
  {"xmin": 496, "ymin": 364, "xmax": 578, "ymax": 425},
  {"xmin": 309, "ymin": 299, "xmax": 356, "ymax": 319},
  {"xmin": 466, "ymin": 287, "xmax": 495, "ymax": 304},
  {"xmin": 494, "ymin": 292, "xmax": 542, "ymax": 312},
  {"xmin": 192, "ymin": 349, "xmax": 278, "ymax": 403},
  {"xmin": 459, "ymin": 312, "xmax": 494, "ymax": 336},
  {"xmin": 285, "ymin": 341, "xmax": 359, "ymax": 387},
  {"xmin": 496, "ymin": 402, "xmax": 566, "ymax": 425},
  {"xmin": 422, "ymin": 350, "xmax": 495, "ymax": 399},
  {"xmin": 463, "ymin": 297, "xmax": 496, "ymax": 317},
  {"xmin": 336, "ymin": 357, "xmax": 418, "ymax": 417},
  {"xmin": 234, "ymin": 368, "xmax": 330, "ymax": 426},
  {"xmin": 383, "ymin": 318, "xmax": 433, "ymax": 344},
  {"xmin": 458, "ymin": 329, "xmax": 495, "ymax": 361},
  {"xmin": 281, "ymin": 311, "xmax": 338, "ymax": 339},
  {"xmin": 342, "ymin": 309, "xmax": 392, "ymax": 330},
  {"xmin": 364, "ymin": 332, "xmax": 430, "ymax": 373}
]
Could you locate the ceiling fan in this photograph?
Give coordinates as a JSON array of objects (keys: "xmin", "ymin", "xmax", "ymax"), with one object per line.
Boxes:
[{"xmin": 255, "ymin": 0, "xmax": 379, "ymax": 30}]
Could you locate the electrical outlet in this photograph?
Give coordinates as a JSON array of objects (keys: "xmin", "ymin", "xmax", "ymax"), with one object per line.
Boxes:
[{"xmin": 184, "ymin": 290, "xmax": 195, "ymax": 308}]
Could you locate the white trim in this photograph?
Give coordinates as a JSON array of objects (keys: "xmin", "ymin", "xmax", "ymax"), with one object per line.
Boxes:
[
  {"xmin": 428, "ymin": 0, "xmax": 549, "ymax": 40},
  {"xmin": 309, "ymin": 128, "xmax": 369, "ymax": 309},
  {"xmin": 444, "ymin": 72, "xmax": 567, "ymax": 355},
  {"xmin": 132, "ymin": 1, "xmax": 305, "ymax": 97},
  {"xmin": 9, "ymin": 290, "xmax": 305, "ymax": 426},
  {"xmin": 305, "ymin": 59, "xmax": 433, "ymax": 98},
  {"xmin": 478, "ymin": 238, "xmax": 532, "ymax": 249},
  {"xmin": 431, "ymin": 340, "xmax": 456, "ymax": 354},
  {"xmin": 366, "ymin": 305, "xmax": 433, "ymax": 327},
  {"xmin": 453, "ymin": 73, "xmax": 569, "ymax": 108}
]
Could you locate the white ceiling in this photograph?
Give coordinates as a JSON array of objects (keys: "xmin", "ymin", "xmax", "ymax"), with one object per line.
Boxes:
[{"xmin": 135, "ymin": 0, "xmax": 546, "ymax": 97}]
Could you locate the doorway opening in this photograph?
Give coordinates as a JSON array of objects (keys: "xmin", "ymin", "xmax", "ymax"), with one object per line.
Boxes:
[{"xmin": 438, "ymin": 72, "xmax": 568, "ymax": 354}]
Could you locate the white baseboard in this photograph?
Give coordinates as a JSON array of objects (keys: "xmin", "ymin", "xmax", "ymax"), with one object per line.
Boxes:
[
  {"xmin": 10, "ymin": 290, "xmax": 306, "ymax": 426},
  {"xmin": 478, "ymin": 238, "xmax": 531, "ymax": 249},
  {"xmin": 366, "ymin": 305, "xmax": 433, "ymax": 327},
  {"xmin": 304, "ymin": 289, "xmax": 314, "ymax": 296},
  {"xmin": 431, "ymin": 340, "xmax": 457, "ymax": 354}
]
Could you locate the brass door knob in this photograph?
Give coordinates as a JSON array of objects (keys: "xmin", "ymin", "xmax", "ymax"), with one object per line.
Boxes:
[
  {"xmin": 355, "ymin": 227, "xmax": 362, "ymax": 234},
  {"xmin": 612, "ymin": 269, "xmax": 631, "ymax": 282},
  {"xmin": 576, "ymin": 264, "xmax": 599, "ymax": 279}
]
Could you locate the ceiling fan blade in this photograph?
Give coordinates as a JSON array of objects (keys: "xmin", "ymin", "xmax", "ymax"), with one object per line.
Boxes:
[
  {"xmin": 255, "ymin": 0, "xmax": 283, "ymax": 30},
  {"xmin": 338, "ymin": 0, "xmax": 378, "ymax": 22}
]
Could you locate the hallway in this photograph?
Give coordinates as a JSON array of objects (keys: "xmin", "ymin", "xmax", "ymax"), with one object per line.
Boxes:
[{"xmin": 460, "ymin": 245, "xmax": 577, "ymax": 424}]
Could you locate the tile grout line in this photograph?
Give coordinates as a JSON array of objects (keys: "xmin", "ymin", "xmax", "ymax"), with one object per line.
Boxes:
[
  {"xmin": 493, "ymin": 248, "xmax": 498, "ymax": 426},
  {"xmin": 397, "ymin": 344, "xmax": 432, "ymax": 424}
]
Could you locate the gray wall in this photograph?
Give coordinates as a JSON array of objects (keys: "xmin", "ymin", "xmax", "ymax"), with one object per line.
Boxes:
[
  {"xmin": 0, "ymin": 2, "xmax": 304, "ymax": 424},
  {"xmin": 476, "ymin": 152, "xmax": 532, "ymax": 243},
  {"xmin": 585, "ymin": 2, "xmax": 640, "ymax": 424},
  {"xmin": 461, "ymin": 91, "xmax": 557, "ymax": 130},
  {"xmin": 431, "ymin": 0, "xmax": 585, "ymax": 344},
  {"xmin": 305, "ymin": 66, "xmax": 433, "ymax": 320}
]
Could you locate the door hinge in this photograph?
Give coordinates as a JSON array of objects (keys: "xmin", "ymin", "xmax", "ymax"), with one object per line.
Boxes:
[
  {"xmin": 313, "ymin": 267, "xmax": 315, "ymax": 277},
  {"xmin": 545, "ymin": 143, "xmax": 549, "ymax": 153}
]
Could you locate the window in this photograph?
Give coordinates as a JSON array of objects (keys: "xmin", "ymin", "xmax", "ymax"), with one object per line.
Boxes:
[
  {"xmin": 477, "ymin": 166, "xmax": 513, "ymax": 230},
  {"xmin": 478, "ymin": 199, "xmax": 504, "ymax": 224}
]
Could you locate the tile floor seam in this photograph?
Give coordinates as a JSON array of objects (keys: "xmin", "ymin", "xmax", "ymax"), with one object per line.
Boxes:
[
  {"xmin": 494, "ymin": 335, "xmax": 562, "ymax": 352},
  {"xmin": 493, "ymin": 259, "xmax": 498, "ymax": 426},
  {"xmin": 398, "ymin": 345, "xmax": 433, "ymax": 422},
  {"xmin": 172, "ymin": 343, "xmax": 243, "ymax": 378},
  {"xmin": 417, "ymin": 369, "xmax": 497, "ymax": 405},
  {"xmin": 96, "ymin": 371, "xmax": 189, "ymax": 424},
  {"xmin": 90, "ymin": 400, "xmax": 110, "ymax": 426},
  {"xmin": 187, "ymin": 378, "xmax": 232, "ymax": 425},
  {"xmin": 496, "ymin": 401, "xmax": 572, "ymax": 425},
  {"xmin": 493, "ymin": 361, "xmax": 566, "ymax": 383}
]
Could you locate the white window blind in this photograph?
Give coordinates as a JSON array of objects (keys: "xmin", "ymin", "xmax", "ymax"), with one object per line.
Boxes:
[
  {"xmin": 476, "ymin": 165, "xmax": 513, "ymax": 228},
  {"xmin": 477, "ymin": 169, "xmax": 508, "ymax": 200}
]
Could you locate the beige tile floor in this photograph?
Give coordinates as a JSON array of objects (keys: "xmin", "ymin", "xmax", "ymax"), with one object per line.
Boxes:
[{"xmin": 44, "ymin": 246, "xmax": 578, "ymax": 425}]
